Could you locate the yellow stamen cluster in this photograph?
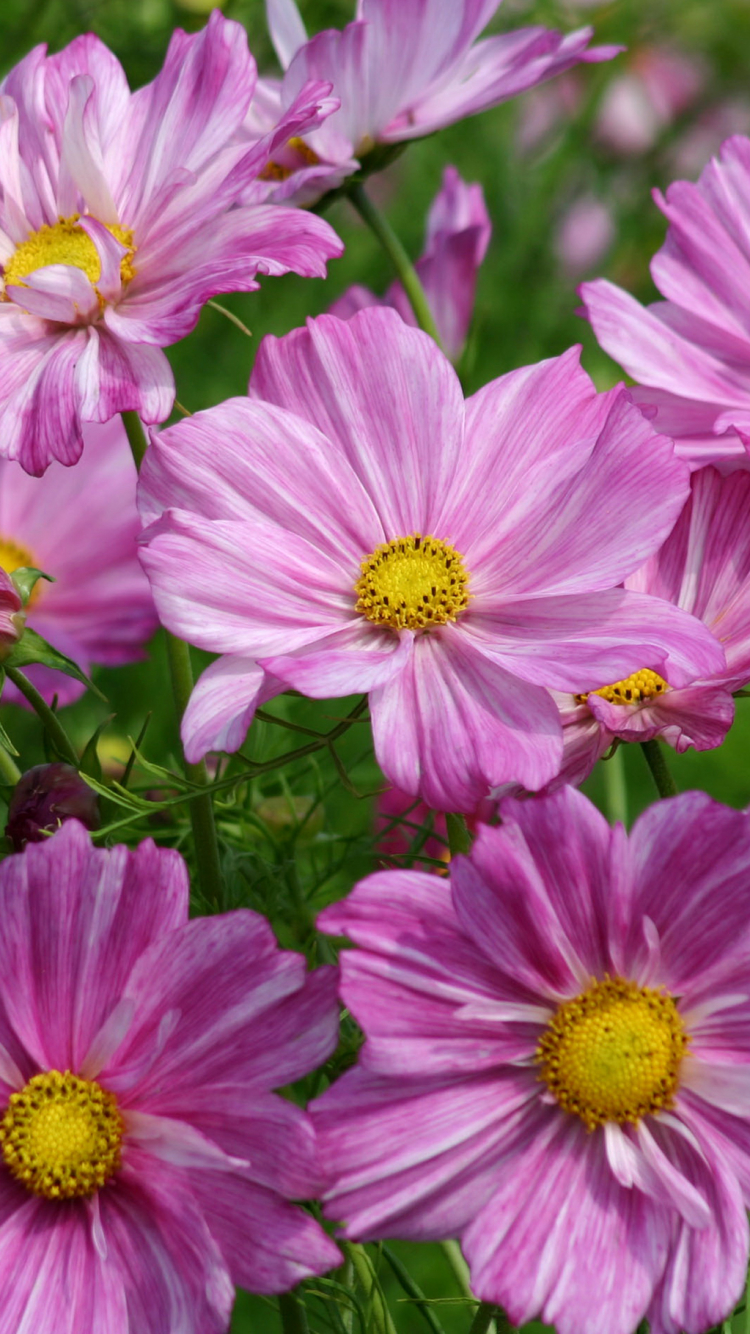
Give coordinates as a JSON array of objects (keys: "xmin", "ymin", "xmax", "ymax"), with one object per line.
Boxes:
[
  {"xmin": 0, "ymin": 1070, "xmax": 124, "ymax": 1200},
  {"xmin": 259, "ymin": 137, "xmax": 321, "ymax": 182},
  {"xmin": 3, "ymin": 214, "xmax": 136, "ymax": 292},
  {"xmin": 575, "ymin": 668, "xmax": 669, "ymax": 707},
  {"xmin": 536, "ymin": 976, "xmax": 688, "ymax": 1131},
  {"xmin": 355, "ymin": 533, "xmax": 471, "ymax": 631}
]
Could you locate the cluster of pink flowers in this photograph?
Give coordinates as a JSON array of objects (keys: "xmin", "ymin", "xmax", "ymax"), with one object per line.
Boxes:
[{"xmin": 3, "ymin": 3, "xmax": 750, "ymax": 1333}]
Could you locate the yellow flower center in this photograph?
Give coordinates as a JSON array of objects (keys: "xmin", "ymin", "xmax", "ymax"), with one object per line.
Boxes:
[
  {"xmin": 537, "ymin": 976, "xmax": 688, "ymax": 1131},
  {"xmin": 0, "ymin": 1070, "xmax": 124, "ymax": 1200},
  {"xmin": 259, "ymin": 136, "xmax": 321, "ymax": 182},
  {"xmin": 355, "ymin": 533, "xmax": 471, "ymax": 631},
  {"xmin": 575, "ymin": 668, "xmax": 669, "ymax": 707},
  {"xmin": 0, "ymin": 535, "xmax": 42, "ymax": 608},
  {"xmin": 3, "ymin": 214, "xmax": 136, "ymax": 291}
]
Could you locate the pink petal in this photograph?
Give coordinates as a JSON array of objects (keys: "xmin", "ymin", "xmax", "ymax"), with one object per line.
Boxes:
[
  {"xmin": 250, "ymin": 308, "xmax": 466, "ymax": 537},
  {"xmin": 261, "ymin": 621, "xmax": 414, "ymax": 696},
  {"xmin": 138, "ymin": 396, "xmax": 383, "ymax": 562},
  {"xmin": 586, "ymin": 683, "xmax": 734, "ymax": 752},
  {"xmin": 0, "ymin": 821, "xmax": 188, "ymax": 1074},
  {"xmin": 451, "ymin": 793, "xmax": 617, "ymax": 998},
  {"xmin": 76, "ymin": 327, "xmax": 174, "ymax": 426},
  {"xmin": 181, "ymin": 655, "xmax": 283, "ymax": 763},
  {"xmin": 312, "ymin": 1064, "xmax": 536, "ymax": 1241},
  {"xmin": 0, "ymin": 324, "xmax": 88, "ymax": 474},
  {"xmin": 463, "ymin": 1112, "xmax": 671, "ymax": 1334},
  {"xmin": 6, "ymin": 263, "xmax": 99, "ymax": 323},
  {"xmin": 369, "ymin": 626, "xmax": 563, "ymax": 811},
  {"xmin": 139, "ymin": 510, "xmax": 350, "ymax": 654},
  {"xmin": 189, "ymin": 1173, "xmax": 342, "ymax": 1293},
  {"xmin": 266, "ymin": 0, "xmax": 308, "ymax": 69},
  {"xmin": 107, "ymin": 914, "xmax": 339, "ymax": 1101},
  {"xmin": 628, "ymin": 793, "xmax": 750, "ymax": 996}
]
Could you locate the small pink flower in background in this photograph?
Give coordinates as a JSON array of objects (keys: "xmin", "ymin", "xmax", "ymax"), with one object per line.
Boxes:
[
  {"xmin": 550, "ymin": 466, "xmax": 750, "ymax": 787},
  {"xmin": 515, "ymin": 74, "xmax": 582, "ymax": 156},
  {"xmin": 312, "ymin": 787, "xmax": 750, "ymax": 1334},
  {"xmin": 0, "ymin": 13, "xmax": 342, "ymax": 474},
  {"xmin": 249, "ymin": 0, "xmax": 621, "ymax": 204},
  {"xmin": 0, "ymin": 416, "xmax": 157, "ymax": 708},
  {"xmin": 553, "ymin": 194, "xmax": 614, "ymax": 277},
  {"xmin": 329, "ymin": 166, "xmax": 491, "ymax": 360},
  {"xmin": 0, "ymin": 819, "xmax": 340, "ymax": 1329},
  {"xmin": 138, "ymin": 307, "xmax": 723, "ymax": 813},
  {"xmin": 581, "ymin": 134, "xmax": 750, "ymax": 470},
  {"xmin": 0, "ymin": 568, "xmax": 25, "ymax": 657},
  {"xmin": 595, "ymin": 48, "xmax": 706, "ymax": 157}
]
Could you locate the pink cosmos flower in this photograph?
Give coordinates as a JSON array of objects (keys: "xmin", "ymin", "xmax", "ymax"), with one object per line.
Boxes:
[
  {"xmin": 0, "ymin": 416, "xmax": 157, "ymax": 708},
  {"xmin": 0, "ymin": 13, "xmax": 343, "ymax": 474},
  {"xmin": 329, "ymin": 166, "xmax": 491, "ymax": 361},
  {"xmin": 0, "ymin": 818, "xmax": 341, "ymax": 1329},
  {"xmin": 244, "ymin": 0, "xmax": 620, "ymax": 205},
  {"xmin": 311, "ymin": 787, "xmax": 750, "ymax": 1334},
  {"xmin": 137, "ymin": 307, "xmax": 724, "ymax": 813},
  {"xmin": 581, "ymin": 134, "xmax": 750, "ymax": 469},
  {"xmin": 595, "ymin": 48, "xmax": 706, "ymax": 157},
  {"xmin": 550, "ymin": 466, "xmax": 750, "ymax": 787}
]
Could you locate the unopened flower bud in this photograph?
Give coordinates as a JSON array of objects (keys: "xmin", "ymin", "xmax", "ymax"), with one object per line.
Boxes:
[
  {"xmin": 0, "ymin": 568, "xmax": 25, "ymax": 662},
  {"xmin": 6, "ymin": 764, "xmax": 100, "ymax": 850}
]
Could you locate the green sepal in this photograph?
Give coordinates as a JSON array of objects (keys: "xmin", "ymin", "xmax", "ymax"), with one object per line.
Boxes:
[
  {"xmin": 10, "ymin": 567, "xmax": 54, "ymax": 607},
  {"xmin": 79, "ymin": 717, "xmax": 116, "ymax": 783},
  {"xmin": 4, "ymin": 628, "xmax": 106, "ymax": 700}
]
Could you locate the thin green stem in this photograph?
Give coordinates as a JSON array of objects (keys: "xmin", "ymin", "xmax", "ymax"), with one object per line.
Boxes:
[
  {"xmin": 163, "ymin": 631, "xmax": 223, "ymax": 908},
  {"xmin": 121, "ymin": 409, "xmax": 148, "ymax": 468},
  {"xmin": 344, "ymin": 1243, "xmax": 398, "ymax": 1334},
  {"xmin": 0, "ymin": 745, "xmax": 21, "ymax": 785},
  {"xmin": 602, "ymin": 744, "xmax": 627, "ymax": 826},
  {"xmin": 380, "ymin": 1244, "xmax": 447, "ymax": 1334},
  {"xmin": 441, "ymin": 1240, "xmax": 472, "ymax": 1299},
  {"xmin": 744, "ymin": 1262, "xmax": 750, "ymax": 1334},
  {"xmin": 469, "ymin": 1302, "xmax": 513, "ymax": 1334},
  {"xmin": 347, "ymin": 183, "xmax": 444, "ymax": 349},
  {"xmin": 446, "ymin": 811, "xmax": 472, "ymax": 858},
  {"xmin": 640, "ymin": 739, "xmax": 678, "ymax": 799},
  {"xmin": 6, "ymin": 667, "xmax": 78, "ymax": 766},
  {"xmin": 121, "ymin": 410, "xmax": 223, "ymax": 908},
  {"xmin": 278, "ymin": 1291, "xmax": 309, "ymax": 1334}
]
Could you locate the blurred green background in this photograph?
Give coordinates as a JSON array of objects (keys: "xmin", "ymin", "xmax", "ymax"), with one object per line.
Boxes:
[{"xmin": 1, "ymin": 1, "xmax": 750, "ymax": 1331}]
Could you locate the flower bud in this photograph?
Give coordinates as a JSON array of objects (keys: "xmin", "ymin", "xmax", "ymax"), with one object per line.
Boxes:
[
  {"xmin": 0, "ymin": 568, "xmax": 25, "ymax": 662},
  {"xmin": 6, "ymin": 764, "xmax": 100, "ymax": 850}
]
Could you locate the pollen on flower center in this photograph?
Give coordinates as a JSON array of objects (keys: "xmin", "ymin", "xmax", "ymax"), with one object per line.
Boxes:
[
  {"xmin": 355, "ymin": 533, "xmax": 471, "ymax": 631},
  {"xmin": 0, "ymin": 1070, "xmax": 124, "ymax": 1199},
  {"xmin": 3, "ymin": 215, "xmax": 136, "ymax": 292},
  {"xmin": 536, "ymin": 976, "xmax": 688, "ymax": 1131},
  {"xmin": 0, "ymin": 535, "xmax": 42, "ymax": 607},
  {"xmin": 575, "ymin": 668, "xmax": 669, "ymax": 707},
  {"xmin": 259, "ymin": 136, "xmax": 321, "ymax": 181}
]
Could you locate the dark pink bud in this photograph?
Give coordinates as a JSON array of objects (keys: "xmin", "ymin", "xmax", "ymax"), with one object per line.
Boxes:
[{"xmin": 6, "ymin": 764, "xmax": 100, "ymax": 850}]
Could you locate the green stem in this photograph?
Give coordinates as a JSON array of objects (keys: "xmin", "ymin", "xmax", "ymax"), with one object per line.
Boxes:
[
  {"xmin": 278, "ymin": 1291, "xmax": 309, "ymax": 1334},
  {"xmin": 163, "ymin": 630, "xmax": 223, "ymax": 909},
  {"xmin": 602, "ymin": 744, "xmax": 627, "ymax": 826},
  {"xmin": 122, "ymin": 411, "xmax": 223, "ymax": 909},
  {"xmin": 0, "ymin": 745, "xmax": 21, "ymax": 785},
  {"xmin": 469, "ymin": 1303, "xmax": 513, "ymax": 1334},
  {"xmin": 446, "ymin": 811, "xmax": 472, "ymax": 858},
  {"xmin": 640, "ymin": 739, "xmax": 678, "ymax": 799},
  {"xmin": 121, "ymin": 409, "xmax": 148, "ymax": 468},
  {"xmin": 347, "ymin": 183, "xmax": 444, "ymax": 349},
  {"xmin": 344, "ymin": 1243, "xmax": 398, "ymax": 1334},
  {"xmin": 6, "ymin": 667, "xmax": 78, "ymax": 767},
  {"xmin": 441, "ymin": 1239, "xmax": 472, "ymax": 1299}
]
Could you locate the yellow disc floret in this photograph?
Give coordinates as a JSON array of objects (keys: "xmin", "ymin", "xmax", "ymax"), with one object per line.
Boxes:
[
  {"xmin": 0, "ymin": 1070, "xmax": 124, "ymax": 1199},
  {"xmin": 259, "ymin": 137, "xmax": 321, "ymax": 181},
  {"xmin": 575, "ymin": 668, "xmax": 669, "ymax": 707},
  {"xmin": 536, "ymin": 976, "xmax": 688, "ymax": 1131},
  {"xmin": 3, "ymin": 214, "xmax": 136, "ymax": 291},
  {"xmin": 355, "ymin": 533, "xmax": 471, "ymax": 631}
]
